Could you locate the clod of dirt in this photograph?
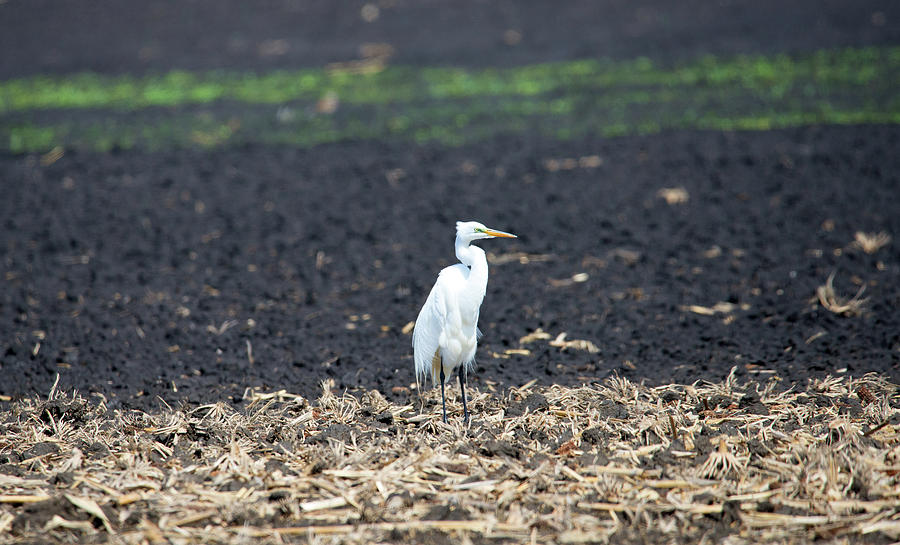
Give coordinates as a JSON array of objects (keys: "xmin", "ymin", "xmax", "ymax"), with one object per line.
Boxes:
[
  {"xmin": 11, "ymin": 496, "xmax": 98, "ymax": 535},
  {"xmin": 172, "ymin": 442, "xmax": 202, "ymax": 465},
  {"xmin": 265, "ymin": 459, "xmax": 292, "ymax": 475},
  {"xmin": 50, "ymin": 471, "xmax": 75, "ymax": 486},
  {"xmin": 746, "ymin": 438, "xmax": 771, "ymax": 459},
  {"xmin": 713, "ymin": 422, "xmax": 739, "ymax": 436},
  {"xmin": 660, "ymin": 391, "xmax": 681, "ymax": 403},
  {"xmin": 186, "ymin": 422, "xmax": 210, "ymax": 441},
  {"xmin": 850, "ymin": 475, "xmax": 872, "ymax": 500},
  {"xmin": 714, "ymin": 500, "xmax": 743, "ymax": 526},
  {"xmin": 79, "ymin": 440, "xmax": 110, "ymax": 460},
  {"xmin": 306, "ymin": 423, "xmax": 354, "ymax": 444},
  {"xmin": 553, "ymin": 431, "xmax": 576, "ymax": 454},
  {"xmin": 693, "ymin": 434, "xmax": 713, "ymax": 455},
  {"xmin": 739, "ymin": 393, "xmax": 769, "ymax": 415},
  {"xmin": 597, "ymin": 399, "xmax": 630, "ymax": 419},
  {"xmin": 579, "ymin": 451, "xmax": 609, "ymax": 466},
  {"xmin": 581, "ymin": 426, "xmax": 606, "ymax": 445},
  {"xmin": 268, "ymin": 490, "xmax": 290, "ymax": 502},
  {"xmin": 23, "ymin": 441, "xmax": 61, "ymax": 460},
  {"xmin": 648, "ymin": 439, "xmax": 689, "ymax": 469},
  {"xmin": 39, "ymin": 397, "xmax": 93, "ymax": 427},
  {"xmin": 385, "ymin": 491, "xmax": 414, "ymax": 511},
  {"xmin": 0, "ymin": 463, "xmax": 24, "ymax": 477},
  {"xmin": 708, "ymin": 395, "xmax": 735, "ymax": 411},
  {"xmin": 506, "ymin": 393, "xmax": 549, "ymax": 417},
  {"xmin": 528, "ymin": 427, "xmax": 550, "ymax": 443},
  {"xmin": 218, "ymin": 479, "xmax": 248, "ymax": 492},
  {"xmin": 0, "ymin": 451, "xmax": 21, "ymax": 464},
  {"xmin": 423, "ymin": 503, "xmax": 472, "ymax": 521},
  {"xmin": 479, "ymin": 439, "xmax": 520, "ymax": 459},
  {"xmin": 836, "ymin": 397, "xmax": 863, "ymax": 417}
]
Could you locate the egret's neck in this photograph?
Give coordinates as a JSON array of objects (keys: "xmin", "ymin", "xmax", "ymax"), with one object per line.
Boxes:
[{"xmin": 456, "ymin": 238, "xmax": 489, "ymax": 288}]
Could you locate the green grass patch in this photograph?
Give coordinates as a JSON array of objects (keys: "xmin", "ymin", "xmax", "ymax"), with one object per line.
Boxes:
[{"xmin": 1, "ymin": 46, "xmax": 898, "ymax": 151}]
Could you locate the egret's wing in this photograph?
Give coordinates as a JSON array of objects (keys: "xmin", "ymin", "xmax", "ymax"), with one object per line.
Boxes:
[{"xmin": 413, "ymin": 279, "xmax": 447, "ymax": 387}]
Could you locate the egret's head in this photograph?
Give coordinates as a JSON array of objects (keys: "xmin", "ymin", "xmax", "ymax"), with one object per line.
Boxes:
[{"xmin": 456, "ymin": 221, "xmax": 517, "ymax": 244}]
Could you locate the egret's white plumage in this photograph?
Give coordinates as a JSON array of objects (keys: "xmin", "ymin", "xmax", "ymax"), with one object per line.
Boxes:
[{"xmin": 413, "ymin": 221, "xmax": 517, "ymax": 422}]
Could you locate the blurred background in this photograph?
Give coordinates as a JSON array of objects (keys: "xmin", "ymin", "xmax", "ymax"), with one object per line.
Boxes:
[{"xmin": 2, "ymin": 1, "xmax": 898, "ymax": 152}]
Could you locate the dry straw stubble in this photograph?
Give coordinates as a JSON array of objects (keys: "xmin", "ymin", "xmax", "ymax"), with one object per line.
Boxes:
[{"xmin": 0, "ymin": 371, "xmax": 899, "ymax": 544}]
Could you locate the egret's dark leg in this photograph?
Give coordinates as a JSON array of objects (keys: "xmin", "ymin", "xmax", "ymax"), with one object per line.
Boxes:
[
  {"xmin": 458, "ymin": 365, "xmax": 469, "ymax": 424},
  {"xmin": 439, "ymin": 366, "xmax": 448, "ymax": 423}
]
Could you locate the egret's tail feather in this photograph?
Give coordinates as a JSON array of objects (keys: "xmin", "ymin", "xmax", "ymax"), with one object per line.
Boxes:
[{"xmin": 430, "ymin": 349, "xmax": 441, "ymax": 386}]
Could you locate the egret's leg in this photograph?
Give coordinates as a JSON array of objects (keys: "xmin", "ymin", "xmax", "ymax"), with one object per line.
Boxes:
[
  {"xmin": 458, "ymin": 365, "xmax": 469, "ymax": 424},
  {"xmin": 439, "ymin": 366, "xmax": 447, "ymax": 423}
]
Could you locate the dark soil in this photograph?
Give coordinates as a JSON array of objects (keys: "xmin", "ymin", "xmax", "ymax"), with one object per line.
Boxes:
[
  {"xmin": 2, "ymin": 0, "xmax": 899, "ymax": 78},
  {"xmin": 1, "ymin": 1, "xmax": 899, "ymax": 410}
]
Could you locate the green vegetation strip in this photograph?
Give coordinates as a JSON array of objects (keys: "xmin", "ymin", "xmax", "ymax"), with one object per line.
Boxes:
[{"xmin": 2, "ymin": 46, "xmax": 899, "ymax": 152}]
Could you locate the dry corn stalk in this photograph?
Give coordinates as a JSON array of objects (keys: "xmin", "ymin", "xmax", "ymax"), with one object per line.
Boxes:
[
  {"xmin": 816, "ymin": 271, "xmax": 868, "ymax": 316},
  {"xmin": 850, "ymin": 231, "xmax": 891, "ymax": 254}
]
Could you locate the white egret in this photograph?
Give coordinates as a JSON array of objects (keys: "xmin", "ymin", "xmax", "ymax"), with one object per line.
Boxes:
[{"xmin": 413, "ymin": 221, "xmax": 517, "ymax": 423}]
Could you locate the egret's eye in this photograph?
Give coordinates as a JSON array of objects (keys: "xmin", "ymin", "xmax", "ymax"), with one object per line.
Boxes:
[{"xmin": 474, "ymin": 228, "xmax": 484, "ymax": 233}]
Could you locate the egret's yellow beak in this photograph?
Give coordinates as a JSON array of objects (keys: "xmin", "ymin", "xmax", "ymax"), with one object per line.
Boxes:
[{"xmin": 484, "ymin": 228, "xmax": 517, "ymax": 238}]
